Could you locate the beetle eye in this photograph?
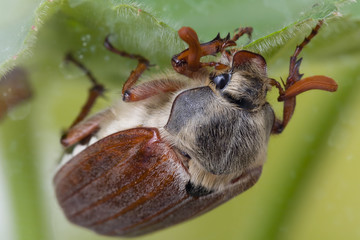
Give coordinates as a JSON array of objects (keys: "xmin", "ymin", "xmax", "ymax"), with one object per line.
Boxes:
[{"xmin": 211, "ymin": 73, "xmax": 231, "ymax": 90}]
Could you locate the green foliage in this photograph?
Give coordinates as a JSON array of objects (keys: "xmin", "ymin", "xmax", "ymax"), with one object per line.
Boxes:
[{"xmin": 1, "ymin": 0, "xmax": 360, "ymax": 240}]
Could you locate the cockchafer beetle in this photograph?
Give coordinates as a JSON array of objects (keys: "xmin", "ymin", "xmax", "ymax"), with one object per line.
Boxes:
[{"xmin": 54, "ymin": 20, "xmax": 338, "ymax": 237}]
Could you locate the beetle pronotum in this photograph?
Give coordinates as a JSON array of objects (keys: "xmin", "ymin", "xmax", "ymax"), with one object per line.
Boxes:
[{"xmin": 54, "ymin": 20, "xmax": 337, "ymax": 237}]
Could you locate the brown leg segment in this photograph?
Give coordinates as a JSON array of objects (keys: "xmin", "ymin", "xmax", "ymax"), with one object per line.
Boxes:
[
  {"xmin": 172, "ymin": 26, "xmax": 255, "ymax": 78},
  {"xmin": 61, "ymin": 110, "xmax": 112, "ymax": 147},
  {"xmin": 61, "ymin": 54, "xmax": 105, "ymax": 146},
  {"xmin": 271, "ymin": 20, "xmax": 338, "ymax": 134},
  {"xmin": 121, "ymin": 79, "xmax": 186, "ymax": 102},
  {"xmin": 64, "ymin": 54, "xmax": 105, "ymax": 128},
  {"xmin": 104, "ymin": 37, "xmax": 184, "ymax": 102},
  {"xmin": 231, "ymin": 26, "xmax": 253, "ymax": 42},
  {"xmin": 104, "ymin": 36, "xmax": 150, "ymax": 96}
]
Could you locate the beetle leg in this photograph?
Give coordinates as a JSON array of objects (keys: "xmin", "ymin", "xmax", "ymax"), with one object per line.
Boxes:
[
  {"xmin": 122, "ymin": 79, "xmax": 186, "ymax": 102},
  {"xmin": 231, "ymin": 26, "xmax": 253, "ymax": 42},
  {"xmin": 172, "ymin": 26, "xmax": 254, "ymax": 77},
  {"xmin": 104, "ymin": 36, "xmax": 151, "ymax": 95},
  {"xmin": 271, "ymin": 20, "xmax": 337, "ymax": 134},
  {"xmin": 61, "ymin": 54, "xmax": 106, "ymax": 145},
  {"xmin": 172, "ymin": 27, "xmax": 236, "ymax": 77},
  {"xmin": 61, "ymin": 109, "xmax": 112, "ymax": 147},
  {"xmin": 65, "ymin": 54, "xmax": 105, "ymax": 128},
  {"xmin": 104, "ymin": 37, "xmax": 186, "ymax": 102}
]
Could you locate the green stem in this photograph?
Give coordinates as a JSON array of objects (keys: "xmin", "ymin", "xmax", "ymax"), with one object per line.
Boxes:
[{"xmin": 0, "ymin": 115, "xmax": 48, "ymax": 240}]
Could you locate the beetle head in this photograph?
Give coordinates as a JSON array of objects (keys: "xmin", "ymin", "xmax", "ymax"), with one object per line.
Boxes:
[{"xmin": 210, "ymin": 50, "xmax": 270, "ymax": 110}]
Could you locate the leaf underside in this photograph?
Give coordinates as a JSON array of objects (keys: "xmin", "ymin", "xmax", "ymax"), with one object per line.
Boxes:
[{"xmin": 1, "ymin": 1, "xmax": 360, "ymax": 240}]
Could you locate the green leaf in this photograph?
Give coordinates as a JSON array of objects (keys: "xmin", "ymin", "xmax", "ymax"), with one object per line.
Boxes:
[{"xmin": 1, "ymin": 0, "xmax": 359, "ymax": 240}]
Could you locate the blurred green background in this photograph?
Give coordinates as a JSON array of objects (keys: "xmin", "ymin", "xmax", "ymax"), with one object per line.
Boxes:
[{"xmin": 1, "ymin": 0, "xmax": 360, "ymax": 240}]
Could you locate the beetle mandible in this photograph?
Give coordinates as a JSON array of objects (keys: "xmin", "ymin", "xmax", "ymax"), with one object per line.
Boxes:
[{"xmin": 54, "ymin": 20, "xmax": 338, "ymax": 237}]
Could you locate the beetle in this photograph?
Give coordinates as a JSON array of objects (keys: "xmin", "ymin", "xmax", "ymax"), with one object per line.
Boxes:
[{"xmin": 54, "ymin": 20, "xmax": 338, "ymax": 237}]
